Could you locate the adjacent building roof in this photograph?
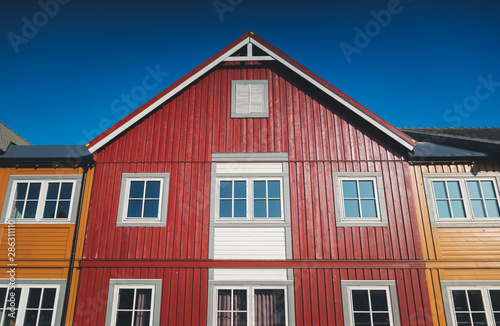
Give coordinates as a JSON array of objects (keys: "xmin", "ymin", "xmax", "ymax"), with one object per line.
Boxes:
[
  {"xmin": 401, "ymin": 127, "xmax": 500, "ymax": 161},
  {"xmin": 0, "ymin": 144, "xmax": 93, "ymax": 167},
  {"xmin": 86, "ymin": 31, "xmax": 416, "ymax": 153},
  {"xmin": 0, "ymin": 122, "xmax": 30, "ymax": 153},
  {"xmin": 401, "ymin": 127, "xmax": 500, "ymax": 143}
]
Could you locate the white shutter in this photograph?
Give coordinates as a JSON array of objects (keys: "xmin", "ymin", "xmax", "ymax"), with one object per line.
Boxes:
[
  {"xmin": 235, "ymin": 84, "xmax": 250, "ymax": 114},
  {"xmin": 249, "ymin": 84, "xmax": 264, "ymax": 113},
  {"xmin": 231, "ymin": 80, "xmax": 268, "ymax": 118}
]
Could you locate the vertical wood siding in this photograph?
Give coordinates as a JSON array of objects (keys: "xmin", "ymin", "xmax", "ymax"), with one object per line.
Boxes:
[
  {"xmin": 73, "ymin": 267, "xmax": 432, "ymax": 326},
  {"xmin": 85, "ymin": 62, "xmax": 421, "ymax": 262},
  {"xmin": 294, "ymin": 268, "xmax": 432, "ymax": 326},
  {"xmin": 79, "ymin": 61, "xmax": 428, "ymax": 325},
  {"xmin": 73, "ymin": 267, "xmax": 208, "ymax": 326}
]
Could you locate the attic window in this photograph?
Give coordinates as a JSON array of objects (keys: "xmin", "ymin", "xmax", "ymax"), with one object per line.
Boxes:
[{"xmin": 231, "ymin": 80, "xmax": 269, "ymax": 118}]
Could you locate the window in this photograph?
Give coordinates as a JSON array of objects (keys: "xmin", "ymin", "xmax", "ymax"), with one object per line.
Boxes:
[
  {"xmin": 116, "ymin": 173, "xmax": 170, "ymax": 227},
  {"xmin": 442, "ymin": 282, "xmax": 500, "ymax": 326},
  {"xmin": 208, "ymin": 268, "xmax": 295, "ymax": 326},
  {"xmin": 423, "ymin": 173, "xmax": 500, "ymax": 227},
  {"xmin": 231, "ymin": 80, "xmax": 269, "ymax": 118},
  {"xmin": 210, "ymin": 153, "xmax": 292, "ymax": 260},
  {"xmin": 214, "ymin": 287, "xmax": 288, "ymax": 326},
  {"xmin": 1, "ymin": 175, "xmax": 82, "ymax": 223},
  {"xmin": 332, "ymin": 172, "xmax": 388, "ymax": 227},
  {"xmin": 0, "ymin": 281, "xmax": 65, "ymax": 326},
  {"xmin": 341, "ymin": 281, "xmax": 400, "ymax": 326},
  {"xmin": 105, "ymin": 279, "xmax": 162, "ymax": 326},
  {"xmin": 217, "ymin": 178, "xmax": 283, "ymax": 220}
]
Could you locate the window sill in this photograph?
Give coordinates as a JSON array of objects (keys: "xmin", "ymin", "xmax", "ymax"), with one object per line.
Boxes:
[
  {"xmin": 212, "ymin": 220, "xmax": 290, "ymax": 228},
  {"xmin": 431, "ymin": 219, "xmax": 500, "ymax": 228},
  {"xmin": 117, "ymin": 220, "xmax": 166, "ymax": 227},
  {"xmin": 5, "ymin": 219, "xmax": 73, "ymax": 224},
  {"xmin": 336, "ymin": 218, "xmax": 388, "ymax": 227}
]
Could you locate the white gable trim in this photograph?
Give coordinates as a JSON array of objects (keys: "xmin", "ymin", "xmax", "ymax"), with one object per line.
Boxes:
[
  {"xmin": 88, "ymin": 36, "xmax": 414, "ymax": 153},
  {"xmin": 249, "ymin": 38, "xmax": 414, "ymax": 151},
  {"xmin": 88, "ymin": 37, "xmax": 251, "ymax": 153}
]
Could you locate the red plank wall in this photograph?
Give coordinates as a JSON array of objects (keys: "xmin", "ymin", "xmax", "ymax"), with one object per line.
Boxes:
[
  {"xmin": 84, "ymin": 62, "xmax": 422, "ymax": 262},
  {"xmin": 294, "ymin": 268, "xmax": 431, "ymax": 325},
  {"xmin": 77, "ymin": 61, "xmax": 431, "ymax": 325},
  {"xmin": 73, "ymin": 268, "xmax": 208, "ymax": 325}
]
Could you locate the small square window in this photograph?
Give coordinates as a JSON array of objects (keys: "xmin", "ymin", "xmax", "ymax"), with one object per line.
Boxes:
[
  {"xmin": 105, "ymin": 279, "xmax": 162, "ymax": 326},
  {"xmin": 116, "ymin": 173, "xmax": 170, "ymax": 227},
  {"xmin": 341, "ymin": 281, "xmax": 400, "ymax": 326},
  {"xmin": 423, "ymin": 173, "xmax": 500, "ymax": 227},
  {"xmin": 231, "ymin": 80, "xmax": 269, "ymax": 118},
  {"xmin": 1, "ymin": 175, "xmax": 82, "ymax": 223},
  {"xmin": 333, "ymin": 172, "xmax": 388, "ymax": 227}
]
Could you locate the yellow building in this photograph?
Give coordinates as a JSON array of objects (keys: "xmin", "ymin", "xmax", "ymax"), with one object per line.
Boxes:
[
  {"xmin": 403, "ymin": 128, "xmax": 500, "ymax": 326},
  {"xmin": 0, "ymin": 144, "xmax": 93, "ymax": 325}
]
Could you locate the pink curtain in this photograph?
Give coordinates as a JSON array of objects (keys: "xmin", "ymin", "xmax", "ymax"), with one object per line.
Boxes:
[
  {"xmin": 134, "ymin": 290, "xmax": 150, "ymax": 326},
  {"xmin": 217, "ymin": 290, "xmax": 231, "ymax": 326},
  {"xmin": 254, "ymin": 290, "xmax": 285, "ymax": 326}
]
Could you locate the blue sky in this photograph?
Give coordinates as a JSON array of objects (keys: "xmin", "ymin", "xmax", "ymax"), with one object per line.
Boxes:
[{"xmin": 1, "ymin": 0, "xmax": 499, "ymax": 145}]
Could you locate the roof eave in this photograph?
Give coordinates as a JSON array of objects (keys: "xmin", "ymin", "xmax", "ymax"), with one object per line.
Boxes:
[{"xmin": 0, "ymin": 157, "xmax": 94, "ymax": 168}]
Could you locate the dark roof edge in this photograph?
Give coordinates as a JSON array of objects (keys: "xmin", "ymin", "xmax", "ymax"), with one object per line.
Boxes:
[
  {"xmin": 0, "ymin": 144, "xmax": 94, "ymax": 167},
  {"xmin": 407, "ymin": 155, "xmax": 495, "ymax": 164},
  {"xmin": 0, "ymin": 157, "xmax": 94, "ymax": 168},
  {"xmin": 402, "ymin": 130, "xmax": 500, "ymax": 155}
]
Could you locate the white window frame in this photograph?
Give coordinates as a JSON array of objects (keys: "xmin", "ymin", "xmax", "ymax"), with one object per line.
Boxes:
[
  {"xmin": 341, "ymin": 280, "xmax": 400, "ymax": 326},
  {"xmin": 441, "ymin": 281, "xmax": 500, "ymax": 326},
  {"xmin": 0, "ymin": 175, "xmax": 82, "ymax": 223},
  {"xmin": 116, "ymin": 173, "xmax": 170, "ymax": 227},
  {"xmin": 105, "ymin": 279, "xmax": 162, "ymax": 326},
  {"xmin": 423, "ymin": 173, "xmax": 500, "ymax": 227},
  {"xmin": 212, "ymin": 285, "xmax": 289, "ymax": 326},
  {"xmin": 209, "ymin": 154, "xmax": 292, "ymax": 260},
  {"xmin": 332, "ymin": 172, "xmax": 388, "ymax": 227},
  {"xmin": 231, "ymin": 80, "xmax": 269, "ymax": 118},
  {"xmin": 215, "ymin": 177, "xmax": 284, "ymax": 221},
  {"xmin": 0, "ymin": 280, "xmax": 65, "ymax": 326}
]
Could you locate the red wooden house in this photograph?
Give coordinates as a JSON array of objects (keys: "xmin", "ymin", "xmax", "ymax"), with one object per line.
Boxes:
[{"xmin": 74, "ymin": 31, "xmax": 432, "ymax": 325}]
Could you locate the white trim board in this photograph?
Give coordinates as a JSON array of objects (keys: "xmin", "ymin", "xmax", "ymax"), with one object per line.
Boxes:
[
  {"xmin": 88, "ymin": 35, "xmax": 414, "ymax": 153},
  {"xmin": 249, "ymin": 38, "xmax": 414, "ymax": 151},
  {"xmin": 88, "ymin": 37, "xmax": 251, "ymax": 153}
]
